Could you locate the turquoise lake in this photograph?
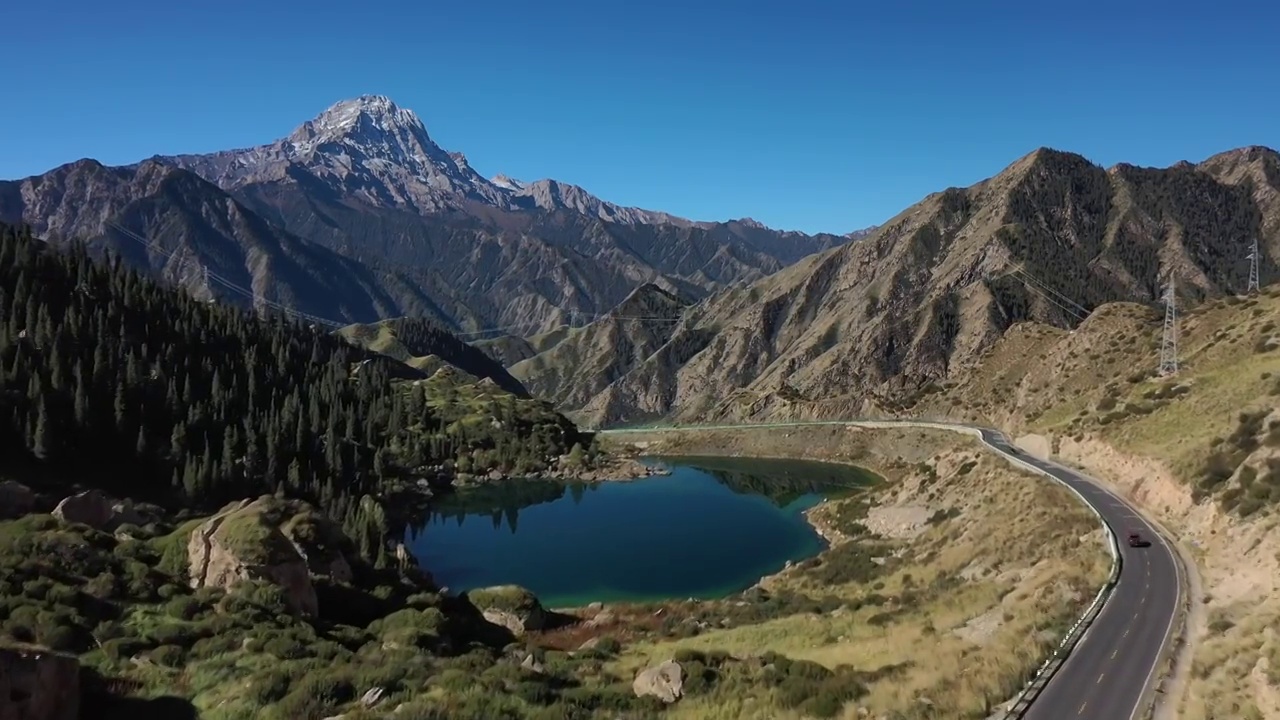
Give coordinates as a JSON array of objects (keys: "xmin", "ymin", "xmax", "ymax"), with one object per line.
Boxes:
[{"xmin": 405, "ymin": 456, "xmax": 877, "ymax": 607}]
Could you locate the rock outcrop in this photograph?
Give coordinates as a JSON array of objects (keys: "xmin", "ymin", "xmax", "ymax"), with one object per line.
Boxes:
[
  {"xmin": 186, "ymin": 497, "xmax": 322, "ymax": 617},
  {"xmin": 465, "ymin": 585, "xmax": 548, "ymax": 636},
  {"xmin": 632, "ymin": 660, "xmax": 684, "ymax": 704},
  {"xmin": 49, "ymin": 490, "xmax": 157, "ymax": 532},
  {"xmin": 52, "ymin": 490, "xmax": 115, "ymax": 529},
  {"xmin": 0, "ymin": 480, "xmax": 35, "ymax": 520},
  {"xmin": 0, "ymin": 647, "xmax": 80, "ymax": 720}
]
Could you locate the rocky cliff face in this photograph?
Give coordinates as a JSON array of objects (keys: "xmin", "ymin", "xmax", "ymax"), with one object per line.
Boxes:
[{"xmin": 531, "ymin": 146, "xmax": 1279, "ymax": 426}]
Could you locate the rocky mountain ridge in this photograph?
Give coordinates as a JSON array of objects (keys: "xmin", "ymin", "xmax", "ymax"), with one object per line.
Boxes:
[
  {"xmin": 3, "ymin": 94, "xmax": 858, "ymax": 334},
  {"xmin": 164, "ymin": 94, "xmax": 830, "ymax": 235},
  {"xmin": 0, "ymin": 158, "xmax": 460, "ymax": 324},
  {"xmin": 515, "ymin": 145, "xmax": 1280, "ymax": 426}
]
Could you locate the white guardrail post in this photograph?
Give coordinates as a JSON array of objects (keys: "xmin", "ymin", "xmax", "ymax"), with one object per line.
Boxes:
[{"xmin": 602, "ymin": 419, "xmax": 1124, "ymax": 719}]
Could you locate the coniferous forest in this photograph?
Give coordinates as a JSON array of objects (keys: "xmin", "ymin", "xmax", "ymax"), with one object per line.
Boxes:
[
  {"xmin": 0, "ymin": 222, "xmax": 686, "ymax": 720},
  {"xmin": 0, "ymin": 222, "xmax": 591, "ymax": 556}
]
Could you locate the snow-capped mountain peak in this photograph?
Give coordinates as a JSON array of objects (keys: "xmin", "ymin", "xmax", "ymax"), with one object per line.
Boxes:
[
  {"xmin": 165, "ymin": 95, "xmax": 509, "ymax": 213},
  {"xmin": 162, "ymin": 94, "xmax": 721, "ymax": 227}
]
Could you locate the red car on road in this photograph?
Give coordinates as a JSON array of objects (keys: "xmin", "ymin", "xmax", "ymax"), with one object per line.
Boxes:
[{"xmin": 1127, "ymin": 531, "xmax": 1151, "ymax": 548}]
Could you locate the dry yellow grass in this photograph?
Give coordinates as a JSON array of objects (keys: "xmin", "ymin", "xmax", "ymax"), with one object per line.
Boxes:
[
  {"xmin": 615, "ymin": 429, "xmax": 1109, "ymax": 719},
  {"xmin": 618, "ymin": 287, "xmax": 1279, "ymax": 718},
  {"xmin": 915, "ymin": 285, "xmax": 1280, "ymax": 719}
]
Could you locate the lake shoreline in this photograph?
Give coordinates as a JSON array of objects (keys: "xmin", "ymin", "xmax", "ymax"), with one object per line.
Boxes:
[
  {"xmin": 424, "ymin": 454, "xmax": 872, "ymax": 615},
  {"xmin": 628, "ymin": 447, "xmax": 871, "ymax": 594},
  {"xmin": 541, "ymin": 453, "xmax": 873, "ymax": 614}
]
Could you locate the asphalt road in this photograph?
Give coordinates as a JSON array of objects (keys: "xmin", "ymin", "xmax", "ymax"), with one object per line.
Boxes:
[
  {"xmin": 602, "ymin": 420, "xmax": 1182, "ymax": 720},
  {"xmin": 975, "ymin": 428, "xmax": 1181, "ymax": 720}
]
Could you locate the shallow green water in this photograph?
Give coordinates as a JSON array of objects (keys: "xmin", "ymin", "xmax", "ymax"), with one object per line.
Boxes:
[{"xmin": 405, "ymin": 456, "xmax": 876, "ymax": 607}]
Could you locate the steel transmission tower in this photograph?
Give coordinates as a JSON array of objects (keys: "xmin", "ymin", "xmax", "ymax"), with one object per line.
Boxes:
[
  {"xmin": 1159, "ymin": 279, "xmax": 1179, "ymax": 376},
  {"xmin": 1248, "ymin": 236, "xmax": 1260, "ymax": 294}
]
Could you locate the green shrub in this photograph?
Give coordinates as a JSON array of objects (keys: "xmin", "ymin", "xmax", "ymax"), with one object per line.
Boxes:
[
  {"xmin": 101, "ymin": 637, "xmax": 148, "ymax": 662},
  {"xmin": 272, "ymin": 672, "xmax": 356, "ymax": 720},
  {"xmin": 263, "ymin": 635, "xmax": 311, "ymax": 660},
  {"xmin": 151, "ymin": 644, "xmax": 186, "ymax": 667},
  {"xmin": 165, "ymin": 596, "xmax": 202, "ymax": 621},
  {"xmin": 41, "ymin": 624, "xmax": 82, "ymax": 652},
  {"xmin": 250, "ymin": 668, "xmax": 293, "ymax": 705},
  {"xmin": 1238, "ymin": 497, "xmax": 1265, "ymax": 518}
]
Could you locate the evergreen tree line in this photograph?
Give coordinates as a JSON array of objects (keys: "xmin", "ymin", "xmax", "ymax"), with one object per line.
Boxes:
[{"xmin": 0, "ymin": 224, "xmax": 587, "ymax": 560}]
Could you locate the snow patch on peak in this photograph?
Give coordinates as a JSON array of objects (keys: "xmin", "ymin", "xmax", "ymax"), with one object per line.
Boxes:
[
  {"xmin": 491, "ymin": 174, "xmax": 526, "ymax": 192},
  {"xmin": 289, "ymin": 95, "xmax": 432, "ymax": 156},
  {"xmin": 313, "ymin": 95, "xmax": 423, "ymax": 132}
]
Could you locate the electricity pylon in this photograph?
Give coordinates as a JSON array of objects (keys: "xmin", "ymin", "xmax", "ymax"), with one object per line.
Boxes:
[
  {"xmin": 1158, "ymin": 279, "xmax": 1179, "ymax": 376},
  {"xmin": 1248, "ymin": 236, "xmax": 1260, "ymax": 294}
]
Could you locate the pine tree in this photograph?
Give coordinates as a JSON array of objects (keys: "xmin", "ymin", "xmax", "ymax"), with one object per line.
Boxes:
[{"xmin": 32, "ymin": 399, "xmax": 52, "ymax": 460}]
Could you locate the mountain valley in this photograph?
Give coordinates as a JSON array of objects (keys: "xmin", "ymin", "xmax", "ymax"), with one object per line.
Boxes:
[{"xmin": 3, "ymin": 86, "xmax": 1279, "ymax": 720}]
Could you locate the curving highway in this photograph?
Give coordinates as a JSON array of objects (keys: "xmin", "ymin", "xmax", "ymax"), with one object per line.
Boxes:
[
  {"xmin": 975, "ymin": 427, "xmax": 1182, "ymax": 720},
  {"xmin": 601, "ymin": 420, "xmax": 1183, "ymax": 720}
]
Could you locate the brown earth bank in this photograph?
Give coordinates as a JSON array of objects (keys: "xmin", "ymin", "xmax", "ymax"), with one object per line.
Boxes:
[
  {"xmin": 537, "ymin": 425, "xmax": 1109, "ymax": 719},
  {"xmin": 898, "ymin": 288, "xmax": 1280, "ymax": 719}
]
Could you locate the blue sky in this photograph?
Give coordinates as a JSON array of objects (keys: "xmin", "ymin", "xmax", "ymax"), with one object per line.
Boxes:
[{"xmin": 4, "ymin": 0, "xmax": 1278, "ymax": 234}]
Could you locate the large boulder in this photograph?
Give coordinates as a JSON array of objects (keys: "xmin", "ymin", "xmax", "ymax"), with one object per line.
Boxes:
[
  {"xmin": 52, "ymin": 490, "xmax": 114, "ymax": 529},
  {"xmin": 0, "ymin": 646, "xmax": 80, "ymax": 720},
  {"xmin": 0, "ymin": 481, "xmax": 35, "ymax": 520},
  {"xmin": 186, "ymin": 497, "xmax": 321, "ymax": 617},
  {"xmin": 632, "ymin": 660, "xmax": 684, "ymax": 704},
  {"xmin": 50, "ymin": 490, "xmax": 159, "ymax": 532},
  {"xmin": 465, "ymin": 585, "xmax": 548, "ymax": 636}
]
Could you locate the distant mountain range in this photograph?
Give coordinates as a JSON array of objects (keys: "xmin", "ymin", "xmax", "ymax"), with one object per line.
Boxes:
[
  {"xmin": 503, "ymin": 145, "xmax": 1280, "ymax": 426},
  {"xmin": 0, "ymin": 95, "xmax": 864, "ymax": 334}
]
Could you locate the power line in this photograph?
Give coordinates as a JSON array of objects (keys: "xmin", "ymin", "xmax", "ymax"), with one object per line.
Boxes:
[
  {"xmin": 1159, "ymin": 279, "xmax": 1179, "ymax": 376},
  {"xmin": 450, "ymin": 311, "xmax": 682, "ymax": 339},
  {"xmin": 995, "ymin": 268, "xmax": 1090, "ymax": 323},
  {"xmin": 1012, "ymin": 267, "xmax": 1091, "ymax": 317}
]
